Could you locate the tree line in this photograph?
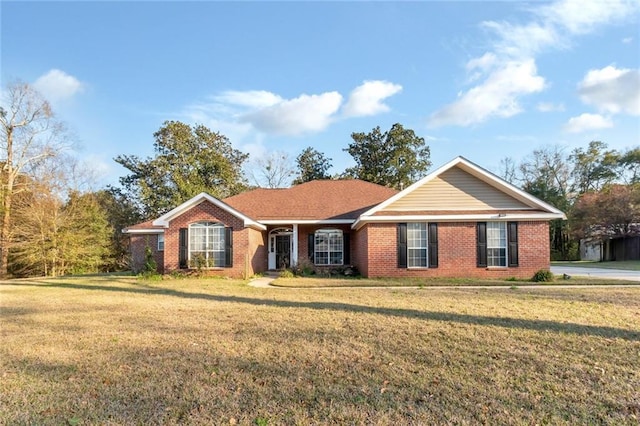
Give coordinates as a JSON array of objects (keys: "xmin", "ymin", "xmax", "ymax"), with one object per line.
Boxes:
[{"xmin": 1, "ymin": 81, "xmax": 637, "ymax": 277}]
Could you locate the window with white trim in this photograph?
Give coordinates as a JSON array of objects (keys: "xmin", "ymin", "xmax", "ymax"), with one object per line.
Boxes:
[
  {"xmin": 157, "ymin": 234, "xmax": 165, "ymax": 251},
  {"xmin": 189, "ymin": 222, "xmax": 225, "ymax": 267},
  {"xmin": 487, "ymin": 222, "xmax": 507, "ymax": 267},
  {"xmin": 314, "ymin": 229, "xmax": 343, "ymax": 265},
  {"xmin": 407, "ymin": 222, "xmax": 428, "ymax": 267}
]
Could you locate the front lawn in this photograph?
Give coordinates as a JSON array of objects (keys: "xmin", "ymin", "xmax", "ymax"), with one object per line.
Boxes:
[
  {"xmin": 1, "ymin": 276, "xmax": 639, "ymax": 424},
  {"xmin": 552, "ymin": 260, "xmax": 640, "ymax": 271},
  {"xmin": 272, "ymin": 275, "xmax": 638, "ymax": 288}
]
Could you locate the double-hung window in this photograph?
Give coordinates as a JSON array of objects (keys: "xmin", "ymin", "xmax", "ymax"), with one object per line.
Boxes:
[
  {"xmin": 189, "ymin": 222, "xmax": 225, "ymax": 267},
  {"xmin": 486, "ymin": 222, "xmax": 507, "ymax": 267},
  {"xmin": 397, "ymin": 223, "xmax": 438, "ymax": 268},
  {"xmin": 157, "ymin": 234, "xmax": 165, "ymax": 251},
  {"xmin": 407, "ymin": 223, "xmax": 428, "ymax": 268},
  {"xmin": 477, "ymin": 221, "xmax": 517, "ymax": 268},
  {"xmin": 314, "ymin": 229, "xmax": 343, "ymax": 265}
]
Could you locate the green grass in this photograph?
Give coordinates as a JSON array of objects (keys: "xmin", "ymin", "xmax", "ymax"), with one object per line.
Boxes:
[
  {"xmin": 2, "ymin": 276, "xmax": 639, "ymax": 424},
  {"xmin": 552, "ymin": 260, "xmax": 640, "ymax": 271}
]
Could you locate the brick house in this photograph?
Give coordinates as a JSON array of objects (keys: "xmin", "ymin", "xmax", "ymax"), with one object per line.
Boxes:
[{"xmin": 123, "ymin": 157, "xmax": 565, "ymax": 279}]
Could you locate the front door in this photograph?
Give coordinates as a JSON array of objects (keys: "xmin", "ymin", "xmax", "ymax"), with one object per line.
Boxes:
[{"xmin": 275, "ymin": 235, "xmax": 291, "ymax": 269}]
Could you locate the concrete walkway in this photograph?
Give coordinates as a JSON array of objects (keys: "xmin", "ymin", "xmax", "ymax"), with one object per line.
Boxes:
[
  {"xmin": 248, "ymin": 276, "xmax": 277, "ymax": 288},
  {"xmin": 551, "ymin": 265, "xmax": 640, "ymax": 282}
]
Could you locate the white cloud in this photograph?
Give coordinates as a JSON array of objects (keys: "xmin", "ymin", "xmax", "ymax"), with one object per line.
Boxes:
[
  {"xmin": 428, "ymin": 60, "xmax": 545, "ymax": 127},
  {"xmin": 538, "ymin": 0, "xmax": 639, "ymax": 35},
  {"xmin": 342, "ymin": 80, "xmax": 402, "ymax": 117},
  {"xmin": 33, "ymin": 69, "xmax": 84, "ymax": 102},
  {"xmin": 537, "ymin": 102, "xmax": 565, "ymax": 112},
  {"xmin": 578, "ymin": 65, "xmax": 640, "ymax": 115},
  {"xmin": 622, "ymin": 37, "xmax": 633, "ymax": 44},
  {"xmin": 564, "ymin": 113, "xmax": 613, "ymax": 133},
  {"xmin": 241, "ymin": 92, "xmax": 343, "ymax": 136},
  {"xmin": 214, "ymin": 90, "xmax": 283, "ymax": 109},
  {"xmin": 429, "ymin": 0, "xmax": 639, "ymax": 128}
]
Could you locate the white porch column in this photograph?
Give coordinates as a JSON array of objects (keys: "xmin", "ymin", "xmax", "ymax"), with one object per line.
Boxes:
[{"xmin": 291, "ymin": 224, "xmax": 299, "ymax": 266}]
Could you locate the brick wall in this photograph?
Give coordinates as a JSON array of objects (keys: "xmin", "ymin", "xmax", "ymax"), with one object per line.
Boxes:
[
  {"xmin": 162, "ymin": 200, "xmax": 264, "ymax": 278},
  {"xmin": 129, "ymin": 234, "xmax": 164, "ymax": 274},
  {"xmin": 363, "ymin": 221, "xmax": 550, "ymax": 279}
]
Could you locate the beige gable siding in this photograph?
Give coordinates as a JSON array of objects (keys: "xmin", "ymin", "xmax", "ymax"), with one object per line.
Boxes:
[{"xmin": 384, "ymin": 166, "xmax": 532, "ymax": 211}]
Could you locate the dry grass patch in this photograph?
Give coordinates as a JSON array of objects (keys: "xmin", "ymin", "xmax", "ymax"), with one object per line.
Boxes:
[
  {"xmin": 1, "ymin": 276, "xmax": 639, "ymax": 424},
  {"xmin": 272, "ymin": 276, "xmax": 638, "ymax": 288}
]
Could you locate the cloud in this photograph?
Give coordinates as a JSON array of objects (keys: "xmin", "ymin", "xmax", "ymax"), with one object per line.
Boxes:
[
  {"xmin": 241, "ymin": 92, "xmax": 343, "ymax": 136},
  {"xmin": 577, "ymin": 65, "xmax": 640, "ymax": 115},
  {"xmin": 33, "ymin": 69, "xmax": 84, "ymax": 102},
  {"xmin": 622, "ymin": 37, "xmax": 633, "ymax": 44},
  {"xmin": 428, "ymin": 0, "xmax": 639, "ymax": 128},
  {"xmin": 537, "ymin": 102, "xmax": 565, "ymax": 112},
  {"xmin": 563, "ymin": 113, "xmax": 613, "ymax": 133},
  {"xmin": 342, "ymin": 80, "xmax": 402, "ymax": 117},
  {"xmin": 428, "ymin": 60, "xmax": 545, "ymax": 127},
  {"xmin": 538, "ymin": 0, "xmax": 639, "ymax": 35},
  {"xmin": 214, "ymin": 90, "xmax": 283, "ymax": 109}
]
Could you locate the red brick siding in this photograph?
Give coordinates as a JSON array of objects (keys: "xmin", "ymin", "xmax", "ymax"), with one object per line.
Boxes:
[
  {"xmin": 162, "ymin": 201, "xmax": 260, "ymax": 278},
  {"xmin": 353, "ymin": 226, "xmax": 369, "ymax": 277},
  {"xmin": 363, "ymin": 221, "xmax": 550, "ymax": 279},
  {"xmin": 296, "ymin": 224, "xmax": 353, "ymax": 268},
  {"xmin": 129, "ymin": 234, "xmax": 164, "ymax": 274}
]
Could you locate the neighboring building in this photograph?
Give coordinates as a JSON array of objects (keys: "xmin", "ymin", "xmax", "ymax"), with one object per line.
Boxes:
[{"xmin": 123, "ymin": 157, "xmax": 566, "ymax": 279}]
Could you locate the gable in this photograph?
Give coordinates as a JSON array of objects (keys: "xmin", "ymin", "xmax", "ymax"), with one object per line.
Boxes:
[{"xmin": 382, "ymin": 166, "xmax": 532, "ymax": 211}]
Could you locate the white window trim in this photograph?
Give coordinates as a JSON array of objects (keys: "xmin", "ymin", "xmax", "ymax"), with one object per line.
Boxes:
[
  {"xmin": 157, "ymin": 234, "xmax": 165, "ymax": 251},
  {"xmin": 487, "ymin": 221, "xmax": 508, "ymax": 268},
  {"xmin": 407, "ymin": 222, "xmax": 428, "ymax": 269},
  {"xmin": 314, "ymin": 229, "xmax": 344, "ymax": 266},
  {"xmin": 188, "ymin": 221, "xmax": 225, "ymax": 268}
]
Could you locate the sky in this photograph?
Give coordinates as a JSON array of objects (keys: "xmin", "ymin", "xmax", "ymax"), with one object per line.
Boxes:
[{"xmin": 2, "ymin": 0, "xmax": 639, "ymax": 189}]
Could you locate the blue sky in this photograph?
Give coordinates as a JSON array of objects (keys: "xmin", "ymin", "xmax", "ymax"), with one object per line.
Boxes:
[{"xmin": 2, "ymin": 1, "xmax": 639, "ymax": 188}]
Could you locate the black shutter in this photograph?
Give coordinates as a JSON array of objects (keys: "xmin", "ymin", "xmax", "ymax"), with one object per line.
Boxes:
[
  {"xmin": 308, "ymin": 234, "xmax": 315, "ymax": 261},
  {"xmin": 477, "ymin": 222, "xmax": 487, "ymax": 268},
  {"xmin": 397, "ymin": 223, "xmax": 407, "ymax": 268},
  {"xmin": 224, "ymin": 227, "xmax": 233, "ymax": 267},
  {"xmin": 343, "ymin": 233, "xmax": 350, "ymax": 265},
  {"xmin": 428, "ymin": 223, "xmax": 438, "ymax": 268},
  {"xmin": 179, "ymin": 228, "xmax": 188, "ymax": 269},
  {"xmin": 507, "ymin": 222, "xmax": 519, "ymax": 267}
]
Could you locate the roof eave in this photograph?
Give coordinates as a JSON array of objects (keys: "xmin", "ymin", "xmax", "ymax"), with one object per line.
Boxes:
[{"xmin": 352, "ymin": 212, "xmax": 567, "ymax": 230}]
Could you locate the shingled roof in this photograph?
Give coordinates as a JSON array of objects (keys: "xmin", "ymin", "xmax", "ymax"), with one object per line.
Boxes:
[{"xmin": 223, "ymin": 179, "xmax": 398, "ymax": 221}]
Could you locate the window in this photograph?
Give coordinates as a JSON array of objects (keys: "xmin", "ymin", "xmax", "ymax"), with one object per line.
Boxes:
[
  {"xmin": 157, "ymin": 234, "xmax": 165, "ymax": 251},
  {"xmin": 397, "ymin": 223, "xmax": 438, "ymax": 269},
  {"xmin": 487, "ymin": 222, "xmax": 507, "ymax": 267},
  {"xmin": 189, "ymin": 222, "xmax": 225, "ymax": 267},
  {"xmin": 314, "ymin": 229, "xmax": 343, "ymax": 265},
  {"xmin": 407, "ymin": 223, "xmax": 427, "ymax": 267}
]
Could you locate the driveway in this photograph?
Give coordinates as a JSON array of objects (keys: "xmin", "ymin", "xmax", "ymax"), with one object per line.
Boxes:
[{"xmin": 551, "ymin": 265, "xmax": 640, "ymax": 282}]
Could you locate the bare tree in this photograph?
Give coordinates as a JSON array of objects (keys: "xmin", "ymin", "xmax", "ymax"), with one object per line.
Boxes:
[
  {"xmin": 248, "ymin": 151, "xmax": 296, "ymax": 188},
  {"xmin": 0, "ymin": 81, "xmax": 68, "ymax": 277}
]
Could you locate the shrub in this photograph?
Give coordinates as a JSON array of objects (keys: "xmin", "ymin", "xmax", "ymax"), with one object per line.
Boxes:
[
  {"xmin": 279, "ymin": 269, "xmax": 295, "ymax": 278},
  {"xmin": 532, "ymin": 269, "xmax": 554, "ymax": 282},
  {"xmin": 140, "ymin": 245, "xmax": 159, "ymax": 278}
]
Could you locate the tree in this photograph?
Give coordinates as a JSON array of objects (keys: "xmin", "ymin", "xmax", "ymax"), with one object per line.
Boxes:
[
  {"xmin": 95, "ymin": 187, "xmax": 143, "ymax": 271},
  {"xmin": 293, "ymin": 147, "xmax": 333, "ymax": 184},
  {"xmin": 248, "ymin": 151, "xmax": 296, "ymax": 188},
  {"xmin": 344, "ymin": 123, "xmax": 431, "ymax": 189},
  {"xmin": 618, "ymin": 147, "xmax": 640, "ymax": 184},
  {"xmin": 572, "ymin": 184, "xmax": 640, "ymax": 240},
  {"xmin": 0, "ymin": 81, "xmax": 68, "ymax": 277},
  {"xmin": 569, "ymin": 141, "xmax": 619, "ymax": 195},
  {"xmin": 115, "ymin": 121, "xmax": 249, "ymax": 218}
]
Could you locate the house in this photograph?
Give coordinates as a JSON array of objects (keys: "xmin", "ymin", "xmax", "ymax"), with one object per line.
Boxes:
[{"xmin": 123, "ymin": 157, "xmax": 566, "ymax": 279}]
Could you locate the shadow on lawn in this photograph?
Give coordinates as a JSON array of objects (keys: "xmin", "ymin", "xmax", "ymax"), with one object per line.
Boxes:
[{"xmin": 10, "ymin": 280, "xmax": 640, "ymax": 342}]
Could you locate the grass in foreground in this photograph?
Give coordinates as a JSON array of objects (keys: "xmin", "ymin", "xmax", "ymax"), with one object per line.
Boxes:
[
  {"xmin": 272, "ymin": 275, "xmax": 638, "ymax": 288},
  {"xmin": 552, "ymin": 260, "xmax": 640, "ymax": 271},
  {"xmin": 1, "ymin": 276, "xmax": 639, "ymax": 425}
]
